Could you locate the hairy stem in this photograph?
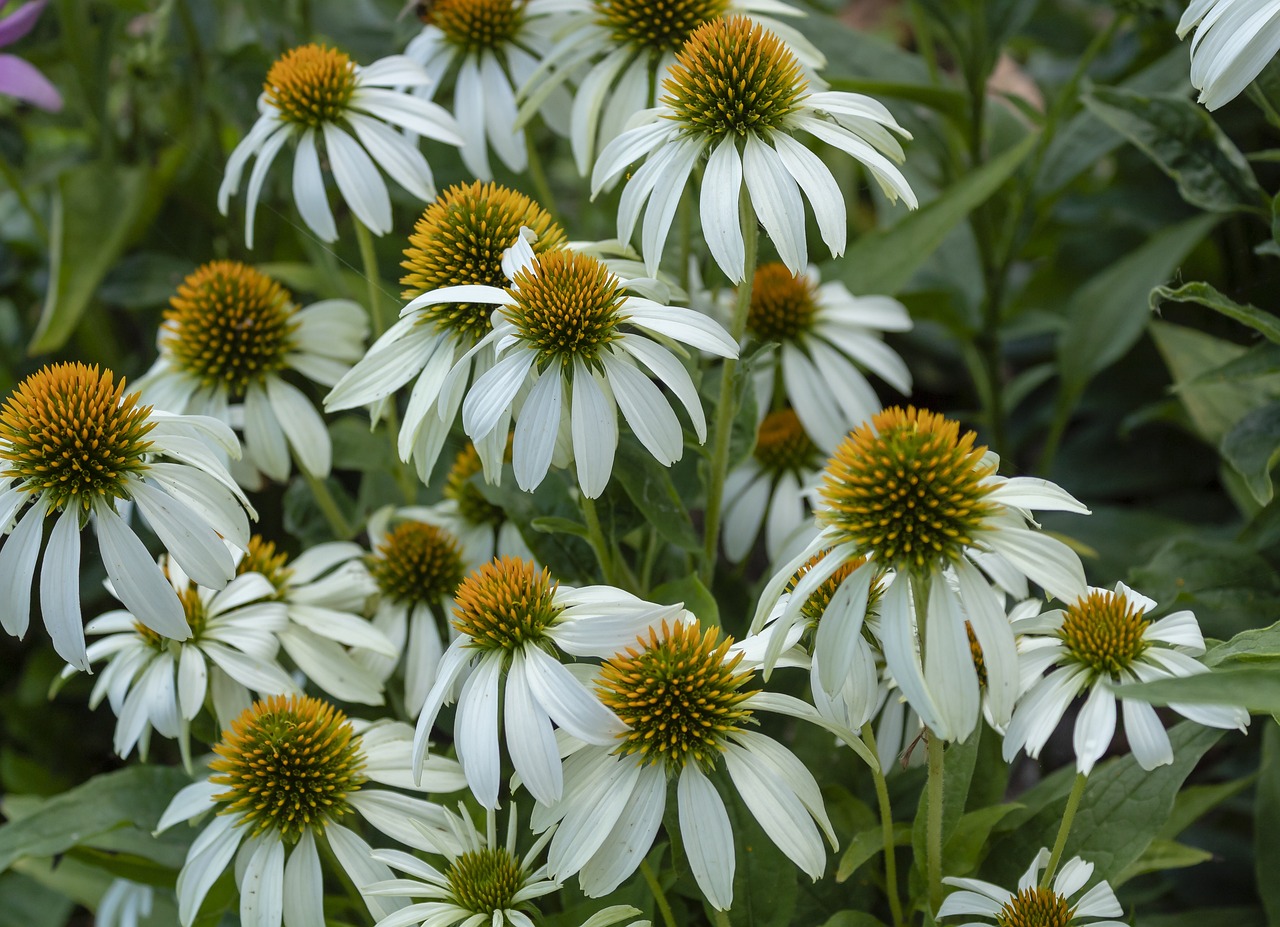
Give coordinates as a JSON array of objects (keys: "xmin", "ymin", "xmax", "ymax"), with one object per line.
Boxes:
[
  {"xmin": 862, "ymin": 723, "xmax": 905, "ymax": 927},
  {"xmin": 1041, "ymin": 772, "xmax": 1089, "ymax": 888}
]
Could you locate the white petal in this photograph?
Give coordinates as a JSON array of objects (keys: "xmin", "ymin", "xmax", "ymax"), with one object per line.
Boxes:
[
  {"xmin": 463, "ymin": 350, "xmax": 535, "ymax": 442},
  {"xmin": 323, "ymin": 123, "xmax": 393, "ymax": 235},
  {"xmin": 41, "ymin": 506, "xmax": 86, "ymax": 669},
  {"xmin": 95, "ymin": 503, "xmax": 189, "ymax": 641},
  {"xmin": 602, "ymin": 353, "xmax": 680, "ymax": 466},
  {"xmin": 241, "ymin": 837, "xmax": 285, "ymax": 927},
  {"xmin": 283, "ymin": 831, "xmax": 324, "ymax": 927},
  {"xmin": 523, "ymin": 645, "xmax": 626, "ymax": 744},
  {"xmin": 678, "ymin": 764, "xmax": 734, "ymax": 910},
  {"xmin": 243, "ymin": 126, "xmax": 291, "ymax": 249},
  {"xmin": 0, "ymin": 497, "xmax": 47, "ymax": 638},
  {"xmin": 130, "ymin": 480, "xmax": 235, "ymax": 589},
  {"xmin": 771, "ymin": 132, "xmax": 845, "ymax": 257},
  {"xmin": 701, "ymin": 137, "xmax": 745, "ymax": 282},
  {"xmin": 571, "ymin": 363, "xmax": 618, "ymax": 498},
  {"xmin": 266, "ymin": 378, "xmax": 331, "ymax": 478},
  {"xmin": 245, "ymin": 383, "xmax": 291, "ymax": 482},
  {"xmin": 617, "ymin": 337, "xmax": 706, "ymax": 441},
  {"xmin": 723, "ymin": 741, "xmax": 825, "ymax": 879},
  {"xmin": 347, "ymin": 111, "xmax": 435, "ymax": 202},
  {"xmin": 513, "ymin": 370, "xmax": 563, "ymax": 492},
  {"xmin": 177, "ymin": 815, "xmax": 243, "ymax": 926},
  {"xmin": 292, "ymin": 130, "xmax": 337, "ymax": 243},
  {"xmin": 455, "ymin": 652, "xmax": 504, "ymax": 808},
  {"xmin": 325, "ymin": 824, "xmax": 403, "ymax": 920},
  {"xmin": 577, "ymin": 763, "xmax": 666, "ymax": 896},
  {"xmin": 505, "ymin": 654, "xmax": 563, "ymax": 804},
  {"xmin": 743, "ymin": 134, "xmax": 807, "ymax": 274},
  {"xmin": 1122, "ymin": 698, "xmax": 1173, "ymax": 770},
  {"xmin": 1073, "ymin": 683, "xmax": 1117, "ymax": 775}
]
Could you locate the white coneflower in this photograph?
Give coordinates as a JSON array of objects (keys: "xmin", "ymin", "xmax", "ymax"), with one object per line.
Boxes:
[
  {"xmin": 592, "ymin": 17, "xmax": 916, "ymax": 282},
  {"xmin": 0, "ymin": 363, "xmax": 254, "ymax": 670},
  {"xmin": 1003, "ymin": 582, "xmax": 1250, "ymax": 775},
  {"xmin": 939, "ymin": 848, "xmax": 1126, "ymax": 927},
  {"xmin": 325, "ymin": 182, "xmax": 567, "ymax": 484},
  {"xmin": 1178, "ymin": 0, "xmax": 1280, "ymax": 111},
  {"xmin": 535, "ymin": 619, "xmax": 836, "ymax": 910},
  {"xmin": 412, "ymin": 556, "xmax": 681, "ymax": 808},
  {"xmin": 219, "ymin": 43, "xmax": 463, "ymax": 246},
  {"xmin": 517, "ymin": 0, "xmax": 822, "ymax": 175},
  {"xmin": 436, "ymin": 231, "xmax": 738, "ymax": 498},
  {"xmin": 752, "ymin": 406, "xmax": 1090, "ymax": 744},
  {"xmin": 136, "ymin": 261, "xmax": 367, "ymax": 484},
  {"xmin": 743, "ymin": 262, "xmax": 912, "ymax": 451},
  {"xmin": 157, "ymin": 695, "xmax": 468, "ymax": 927}
]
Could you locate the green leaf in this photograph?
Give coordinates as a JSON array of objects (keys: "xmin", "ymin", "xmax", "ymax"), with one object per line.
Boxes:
[
  {"xmin": 1206, "ymin": 620, "xmax": 1280, "ymax": 665},
  {"xmin": 1157, "ymin": 775, "xmax": 1257, "ymax": 839},
  {"xmin": 819, "ymin": 911, "xmax": 888, "ymax": 927},
  {"xmin": 651, "ymin": 574, "xmax": 719, "ymax": 628},
  {"xmin": 1115, "ymin": 839, "xmax": 1213, "ymax": 885},
  {"xmin": 1081, "ymin": 87, "xmax": 1266, "ymax": 213},
  {"xmin": 529, "ymin": 516, "xmax": 590, "ymax": 538},
  {"xmin": 0, "ymin": 765, "xmax": 191, "ymax": 872},
  {"xmin": 1258, "ymin": 722, "xmax": 1280, "ymax": 925},
  {"xmin": 0, "ymin": 872, "xmax": 73, "ymax": 927},
  {"xmin": 943, "ymin": 804, "xmax": 1022, "ymax": 878},
  {"xmin": 835, "ymin": 823, "xmax": 910, "ymax": 883},
  {"xmin": 1221, "ymin": 401, "xmax": 1280, "ymax": 504},
  {"xmin": 1186, "ymin": 343, "xmax": 1280, "ymax": 386},
  {"xmin": 1116, "ymin": 665, "xmax": 1279, "ymax": 712},
  {"xmin": 723, "ymin": 779, "xmax": 799, "ymax": 927},
  {"xmin": 832, "ymin": 133, "xmax": 1037, "ymax": 296},
  {"xmin": 613, "ymin": 443, "xmax": 699, "ymax": 552},
  {"xmin": 1150, "ymin": 282, "xmax": 1280, "ymax": 345},
  {"xmin": 982, "ymin": 723, "xmax": 1223, "ymax": 885}
]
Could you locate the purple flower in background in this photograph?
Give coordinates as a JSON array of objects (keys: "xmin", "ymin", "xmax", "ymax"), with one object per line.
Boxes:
[{"xmin": 0, "ymin": 0, "xmax": 61, "ymax": 112}]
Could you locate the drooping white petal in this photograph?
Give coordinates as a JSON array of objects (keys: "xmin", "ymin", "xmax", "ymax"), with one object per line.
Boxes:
[
  {"xmin": 95, "ymin": 503, "xmax": 189, "ymax": 641},
  {"xmin": 571, "ymin": 362, "xmax": 618, "ymax": 498},
  {"xmin": 505, "ymin": 654, "xmax": 563, "ymax": 805},
  {"xmin": 283, "ymin": 830, "xmax": 324, "ymax": 927},
  {"xmin": 513, "ymin": 370, "xmax": 563, "ymax": 492},
  {"xmin": 291, "ymin": 129, "xmax": 337, "ymax": 244},
  {"xmin": 743, "ymin": 134, "xmax": 807, "ymax": 274},
  {"xmin": 700, "ymin": 137, "xmax": 745, "ymax": 282},
  {"xmin": 678, "ymin": 764, "xmax": 734, "ymax": 911},
  {"xmin": 41, "ymin": 506, "xmax": 86, "ymax": 669},
  {"xmin": 323, "ymin": 123, "xmax": 393, "ymax": 235},
  {"xmin": 454, "ymin": 652, "xmax": 504, "ymax": 808},
  {"xmin": 1073, "ymin": 682, "xmax": 1117, "ymax": 775},
  {"xmin": 240, "ymin": 837, "xmax": 285, "ymax": 927},
  {"xmin": 0, "ymin": 496, "xmax": 47, "ymax": 638}
]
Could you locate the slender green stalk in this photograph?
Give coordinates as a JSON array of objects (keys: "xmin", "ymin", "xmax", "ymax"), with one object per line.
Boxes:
[
  {"xmin": 862, "ymin": 724, "xmax": 905, "ymax": 927},
  {"xmin": 580, "ymin": 494, "xmax": 615, "ymax": 584},
  {"xmin": 524, "ymin": 133, "xmax": 559, "ymax": 219},
  {"xmin": 640, "ymin": 859, "xmax": 678, "ymax": 927},
  {"xmin": 926, "ymin": 730, "xmax": 945, "ymax": 912},
  {"xmin": 301, "ymin": 468, "xmax": 354, "ymax": 540},
  {"xmin": 711, "ymin": 908, "xmax": 733, "ymax": 927},
  {"xmin": 699, "ymin": 194, "xmax": 757, "ymax": 586},
  {"xmin": 1041, "ymin": 773, "xmax": 1088, "ymax": 888}
]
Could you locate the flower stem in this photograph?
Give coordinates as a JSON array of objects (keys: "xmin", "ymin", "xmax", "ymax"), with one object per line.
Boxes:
[
  {"xmin": 525, "ymin": 133, "xmax": 559, "ymax": 221},
  {"xmin": 699, "ymin": 193, "xmax": 757, "ymax": 586},
  {"xmin": 926, "ymin": 729, "xmax": 945, "ymax": 913},
  {"xmin": 711, "ymin": 908, "xmax": 733, "ymax": 927},
  {"xmin": 1041, "ymin": 772, "xmax": 1088, "ymax": 888},
  {"xmin": 640, "ymin": 859, "xmax": 678, "ymax": 927},
  {"xmin": 580, "ymin": 494, "xmax": 615, "ymax": 584},
  {"xmin": 301, "ymin": 468, "xmax": 354, "ymax": 540},
  {"xmin": 862, "ymin": 724, "xmax": 905, "ymax": 927}
]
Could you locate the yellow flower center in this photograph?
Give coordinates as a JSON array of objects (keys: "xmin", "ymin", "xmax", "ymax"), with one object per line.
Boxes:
[
  {"xmin": 995, "ymin": 886, "xmax": 1075, "ymax": 927},
  {"xmin": 787, "ymin": 551, "xmax": 882, "ymax": 627},
  {"xmin": 134, "ymin": 561, "xmax": 209, "ymax": 647},
  {"xmin": 452, "ymin": 557, "xmax": 562, "ymax": 653},
  {"xmin": 504, "ymin": 252, "xmax": 625, "ymax": 371},
  {"xmin": 444, "ymin": 441, "xmax": 507, "ymax": 526},
  {"xmin": 448, "ymin": 847, "xmax": 526, "ymax": 914},
  {"xmin": 163, "ymin": 261, "xmax": 298, "ymax": 399},
  {"xmin": 210, "ymin": 695, "xmax": 366, "ymax": 842},
  {"xmin": 747, "ymin": 262, "xmax": 818, "ymax": 342},
  {"xmin": 236, "ymin": 535, "xmax": 295, "ymax": 597},
  {"xmin": 662, "ymin": 17, "xmax": 806, "ymax": 140},
  {"xmin": 402, "ymin": 182, "xmax": 567, "ymax": 346},
  {"xmin": 818, "ymin": 406, "xmax": 999, "ymax": 571},
  {"xmin": 966, "ymin": 622, "xmax": 987, "ymax": 690},
  {"xmin": 369, "ymin": 521, "xmax": 467, "ymax": 607},
  {"xmin": 264, "ymin": 44, "xmax": 358, "ymax": 128},
  {"xmin": 429, "ymin": 0, "xmax": 526, "ymax": 50},
  {"xmin": 1059, "ymin": 589, "xmax": 1150, "ymax": 678},
  {"xmin": 0, "ymin": 363, "xmax": 154, "ymax": 513},
  {"xmin": 598, "ymin": 620, "xmax": 753, "ymax": 773},
  {"xmin": 595, "ymin": 0, "xmax": 730, "ymax": 53},
  {"xmin": 753, "ymin": 408, "xmax": 821, "ymax": 474}
]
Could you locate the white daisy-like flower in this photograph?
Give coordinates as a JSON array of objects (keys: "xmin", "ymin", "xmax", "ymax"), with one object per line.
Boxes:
[
  {"xmin": 591, "ymin": 17, "xmax": 916, "ymax": 282},
  {"xmin": 1002, "ymin": 582, "xmax": 1250, "ymax": 775},
  {"xmin": 366, "ymin": 803, "xmax": 646, "ymax": 927},
  {"xmin": 722, "ymin": 408, "xmax": 824, "ymax": 564},
  {"xmin": 218, "ymin": 43, "xmax": 463, "ymax": 247},
  {"xmin": 135, "ymin": 260, "xmax": 367, "ymax": 485},
  {"xmin": 438, "ymin": 230, "xmax": 739, "ymax": 498},
  {"xmin": 1178, "ymin": 0, "xmax": 1280, "ymax": 111},
  {"xmin": 404, "ymin": 0, "xmax": 569, "ymax": 179},
  {"xmin": 0, "ymin": 362, "xmax": 255, "ymax": 671},
  {"xmin": 325, "ymin": 182, "xmax": 568, "ymax": 485},
  {"xmin": 96, "ymin": 879, "xmax": 155, "ymax": 927},
  {"xmin": 69, "ymin": 553, "xmax": 294, "ymax": 763},
  {"xmin": 517, "ymin": 0, "xmax": 823, "ymax": 175},
  {"xmin": 938, "ymin": 848, "xmax": 1126, "ymax": 927},
  {"xmin": 534, "ymin": 618, "xmax": 836, "ymax": 910},
  {"xmin": 742, "ymin": 262, "xmax": 912, "ymax": 451},
  {"xmin": 412, "ymin": 556, "xmax": 682, "ymax": 808},
  {"xmin": 751, "ymin": 406, "xmax": 1090, "ymax": 744},
  {"xmin": 359, "ymin": 508, "xmax": 471, "ymax": 718},
  {"xmin": 156, "ymin": 694, "xmax": 468, "ymax": 927},
  {"xmin": 234, "ymin": 536, "xmax": 394, "ymax": 707}
]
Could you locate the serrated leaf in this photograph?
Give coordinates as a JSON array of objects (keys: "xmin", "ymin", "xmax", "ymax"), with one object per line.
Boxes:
[
  {"xmin": 1150, "ymin": 281, "xmax": 1280, "ymax": 345},
  {"xmin": 1221, "ymin": 401, "xmax": 1280, "ymax": 504},
  {"xmin": 1115, "ymin": 839, "xmax": 1213, "ymax": 885},
  {"xmin": 1116, "ymin": 665, "xmax": 1279, "ymax": 711}
]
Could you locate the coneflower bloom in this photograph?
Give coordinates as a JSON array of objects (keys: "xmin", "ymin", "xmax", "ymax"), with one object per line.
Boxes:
[
  {"xmin": 1178, "ymin": 0, "xmax": 1280, "ymax": 111},
  {"xmin": 157, "ymin": 695, "xmax": 468, "ymax": 927},
  {"xmin": 219, "ymin": 43, "xmax": 463, "ymax": 247},
  {"xmin": 1003, "ymin": 582, "xmax": 1250, "ymax": 775},
  {"xmin": 534, "ymin": 619, "xmax": 836, "ymax": 910},
  {"xmin": 752, "ymin": 406, "xmax": 1089, "ymax": 743},
  {"xmin": 136, "ymin": 260, "xmax": 367, "ymax": 484},
  {"xmin": 0, "ymin": 363, "xmax": 254, "ymax": 670},
  {"xmin": 325, "ymin": 182, "xmax": 567, "ymax": 484},
  {"xmin": 939, "ymin": 848, "xmax": 1126, "ymax": 927},
  {"xmin": 413, "ymin": 557, "xmax": 682, "ymax": 808},
  {"xmin": 592, "ymin": 17, "xmax": 916, "ymax": 281}
]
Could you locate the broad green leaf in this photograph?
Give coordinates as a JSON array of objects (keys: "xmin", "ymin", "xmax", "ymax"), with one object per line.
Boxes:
[
  {"xmin": 836, "ymin": 823, "xmax": 911, "ymax": 883},
  {"xmin": 530, "ymin": 516, "xmax": 590, "ymax": 538},
  {"xmin": 1186, "ymin": 343, "xmax": 1280, "ymax": 386},
  {"xmin": 833, "ymin": 133, "xmax": 1036, "ymax": 296},
  {"xmin": 1157, "ymin": 775, "xmax": 1257, "ymax": 839},
  {"xmin": 0, "ymin": 765, "xmax": 190, "ymax": 872},
  {"xmin": 1206, "ymin": 621, "xmax": 1280, "ymax": 665},
  {"xmin": 820, "ymin": 912, "xmax": 888, "ymax": 927},
  {"xmin": 1115, "ymin": 839, "xmax": 1213, "ymax": 885},
  {"xmin": 1258, "ymin": 722, "xmax": 1280, "ymax": 925},
  {"xmin": 724, "ymin": 782, "xmax": 799, "ymax": 927},
  {"xmin": 0, "ymin": 872, "xmax": 73, "ymax": 927},
  {"xmin": 1117, "ymin": 665, "xmax": 1280, "ymax": 711},
  {"xmin": 794, "ymin": 16, "xmax": 932, "ymax": 85},
  {"xmin": 1150, "ymin": 282, "xmax": 1280, "ymax": 345},
  {"xmin": 651, "ymin": 574, "xmax": 719, "ymax": 628},
  {"xmin": 1221, "ymin": 401, "xmax": 1280, "ymax": 504},
  {"xmin": 981, "ymin": 723, "xmax": 1223, "ymax": 885},
  {"xmin": 1082, "ymin": 87, "xmax": 1266, "ymax": 213},
  {"xmin": 942, "ymin": 804, "xmax": 1021, "ymax": 878},
  {"xmin": 613, "ymin": 443, "xmax": 699, "ymax": 552}
]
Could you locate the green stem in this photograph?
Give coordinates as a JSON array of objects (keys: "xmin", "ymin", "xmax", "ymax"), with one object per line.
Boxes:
[
  {"xmin": 580, "ymin": 494, "xmax": 615, "ymax": 584},
  {"xmin": 640, "ymin": 859, "xmax": 678, "ymax": 927},
  {"xmin": 301, "ymin": 468, "xmax": 354, "ymax": 540},
  {"xmin": 711, "ymin": 908, "xmax": 733, "ymax": 927},
  {"xmin": 926, "ymin": 730, "xmax": 945, "ymax": 913},
  {"xmin": 524, "ymin": 133, "xmax": 558, "ymax": 219},
  {"xmin": 1041, "ymin": 773, "xmax": 1088, "ymax": 888},
  {"xmin": 862, "ymin": 724, "xmax": 905, "ymax": 927},
  {"xmin": 699, "ymin": 193, "xmax": 757, "ymax": 586}
]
